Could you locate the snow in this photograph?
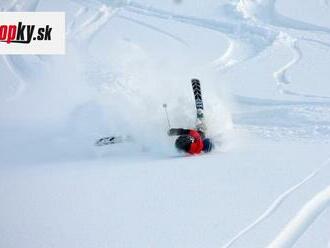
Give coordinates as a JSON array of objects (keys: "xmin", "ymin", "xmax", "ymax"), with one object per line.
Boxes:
[
  {"xmin": 268, "ymin": 184, "xmax": 330, "ymax": 248},
  {"xmin": 222, "ymin": 157, "xmax": 330, "ymax": 248},
  {"xmin": 1, "ymin": 0, "xmax": 330, "ymax": 248}
]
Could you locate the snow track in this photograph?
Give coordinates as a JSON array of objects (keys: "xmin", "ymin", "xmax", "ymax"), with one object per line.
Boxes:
[
  {"xmin": 268, "ymin": 184, "xmax": 330, "ymax": 247},
  {"xmin": 125, "ymin": 1, "xmax": 278, "ymax": 69},
  {"xmin": 234, "ymin": 0, "xmax": 330, "ymax": 101},
  {"xmin": 0, "ymin": 0, "xmax": 42, "ymax": 100},
  {"xmin": 120, "ymin": 0, "xmax": 330, "ymax": 102},
  {"xmin": 3, "ymin": 0, "xmax": 329, "ymax": 101},
  {"xmin": 221, "ymin": 157, "xmax": 330, "ymax": 248},
  {"xmin": 237, "ymin": 0, "xmax": 330, "ymax": 33},
  {"xmin": 1, "ymin": 1, "xmax": 330, "ymax": 248},
  {"xmin": 271, "ymin": 37, "xmax": 330, "ymax": 100},
  {"xmin": 1, "ymin": 0, "xmax": 187, "ymax": 101},
  {"xmin": 274, "ymin": 37, "xmax": 302, "ymax": 93},
  {"xmin": 67, "ymin": 5, "xmax": 116, "ymax": 44},
  {"xmin": 116, "ymin": 14, "xmax": 188, "ymax": 46},
  {"xmin": 0, "ymin": 0, "xmax": 40, "ymax": 11},
  {"xmin": 9, "ymin": 1, "xmax": 330, "ymax": 81}
]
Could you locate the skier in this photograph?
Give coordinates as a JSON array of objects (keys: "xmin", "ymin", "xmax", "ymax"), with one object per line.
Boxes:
[
  {"xmin": 168, "ymin": 127, "xmax": 213, "ymax": 154},
  {"xmin": 96, "ymin": 79, "xmax": 215, "ymax": 154},
  {"xmin": 166, "ymin": 79, "xmax": 214, "ymax": 155}
]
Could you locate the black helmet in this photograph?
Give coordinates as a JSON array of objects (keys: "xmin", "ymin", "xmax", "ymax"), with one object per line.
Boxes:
[
  {"xmin": 175, "ymin": 135, "xmax": 193, "ymax": 152},
  {"xmin": 203, "ymin": 138, "xmax": 214, "ymax": 153}
]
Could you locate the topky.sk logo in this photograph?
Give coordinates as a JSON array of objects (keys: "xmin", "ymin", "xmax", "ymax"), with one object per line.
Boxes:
[
  {"xmin": 0, "ymin": 12, "xmax": 65, "ymax": 54},
  {"xmin": 0, "ymin": 22, "xmax": 53, "ymax": 44}
]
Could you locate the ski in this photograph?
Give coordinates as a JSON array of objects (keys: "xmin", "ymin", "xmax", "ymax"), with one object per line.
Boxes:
[
  {"xmin": 191, "ymin": 79, "xmax": 206, "ymax": 132},
  {"xmin": 191, "ymin": 78, "xmax": 204, "ymax": 119},
  {"xmin": 95, "ymin": 136, "xmax": 132, "ymax": 146}
]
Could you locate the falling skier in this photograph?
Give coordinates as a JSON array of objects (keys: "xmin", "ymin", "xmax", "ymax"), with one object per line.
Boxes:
[
  {"xmin": 168, "ymin": 128, "xmax": 213, "ymax": 154},
  {"xmin": 167, "ymin": 79, "xmax": 214, "ymax": 155},
  {"xmin": 96, "ymin": 79, "xmax": 214, "ymax": 154}
]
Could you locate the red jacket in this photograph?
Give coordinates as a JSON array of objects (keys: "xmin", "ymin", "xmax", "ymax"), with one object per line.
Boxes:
[{"xmin": 188, "ymin": 130, "xmax": 204, "ymax": 155}]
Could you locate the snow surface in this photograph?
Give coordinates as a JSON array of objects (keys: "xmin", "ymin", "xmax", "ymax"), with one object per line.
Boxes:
[{"xmin": 0, "ymin": 0, "xmax": 330, "ymax": 248}]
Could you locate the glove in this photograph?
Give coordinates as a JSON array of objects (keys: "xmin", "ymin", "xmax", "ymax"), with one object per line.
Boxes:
[
  {"xmin": 167, "ymin": 128, "xmax": 190, "ymax": 136},
  {"xmin": 168, "ymin": 128, "xmax": 181, "ymax": 136}
]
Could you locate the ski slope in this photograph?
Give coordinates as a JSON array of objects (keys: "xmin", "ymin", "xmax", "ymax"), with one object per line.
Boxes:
[{"xmin": 1, "ymin": 1, "xmax": 330, "ymax": 248}]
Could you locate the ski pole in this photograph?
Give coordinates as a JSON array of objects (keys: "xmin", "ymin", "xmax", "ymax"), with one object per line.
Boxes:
[{"xmin": 162, "ymin": 103, "xmax": 171, "ymax": 129}]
